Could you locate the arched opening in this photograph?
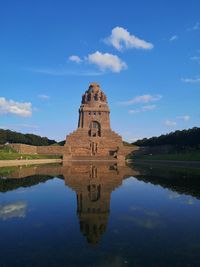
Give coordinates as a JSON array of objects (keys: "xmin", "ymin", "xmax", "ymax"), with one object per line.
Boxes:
[
  {"xmin": 88, "ymin": 184, "xmax": 101, "ymax": 202},
  {"xmin": 89, "ymin": 121, "xmax": 101, "ymax": 137}
]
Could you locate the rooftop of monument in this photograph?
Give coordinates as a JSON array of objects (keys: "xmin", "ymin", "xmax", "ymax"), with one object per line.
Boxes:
[
  {"xmin": 81, "ymin": 83, "xmax": 108, "ymax": 105},
  {"xmin": 87, "ymin": 83, "xmax": 102, "ymax": 94}
]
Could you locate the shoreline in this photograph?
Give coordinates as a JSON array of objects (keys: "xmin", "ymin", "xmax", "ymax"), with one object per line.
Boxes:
[
  {"xmin": 0, "ymin": 158, "xmax": 62, "ymax": 167},
  {"xmin": 1, "ymin": 158, "xmax": 200, "ymax": 168},
  {"xmin": 128, "ymin": 159, "xmax": 200, "ymax": 168}
]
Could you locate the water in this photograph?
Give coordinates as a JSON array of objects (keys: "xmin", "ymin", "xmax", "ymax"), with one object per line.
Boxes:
[{"xmin": 0, "ymin": 162, "xmax": 200, "ymax": 267}]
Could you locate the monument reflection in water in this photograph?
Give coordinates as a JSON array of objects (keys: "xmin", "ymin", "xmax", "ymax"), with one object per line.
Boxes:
[
  {"xmin": 64, "ymin": 163, "xmax": 136, "ymax": 244},
  {"xmin": 0, "ymin": 162, "xmax": 137, "ymax": 244}
]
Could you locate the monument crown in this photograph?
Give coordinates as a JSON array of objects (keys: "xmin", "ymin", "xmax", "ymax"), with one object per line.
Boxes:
[
  {"xmin": 88, "ymin": 82, "xmax": 101, "ymax": 93},
  {"xmin": 82, "ymin": 83, "xmax": 107, "ymax": 104}
]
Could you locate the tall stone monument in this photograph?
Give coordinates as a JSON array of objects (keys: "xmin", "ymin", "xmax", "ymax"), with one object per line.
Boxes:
[{"xmin": 63, "ymin": 83, "xmax": 133, "ymax": 162}]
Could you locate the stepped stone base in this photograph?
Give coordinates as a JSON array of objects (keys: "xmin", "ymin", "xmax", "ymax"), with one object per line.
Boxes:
[{"xmin": 63, "ymin": 128, "xmax": 128, "ymax": 163}]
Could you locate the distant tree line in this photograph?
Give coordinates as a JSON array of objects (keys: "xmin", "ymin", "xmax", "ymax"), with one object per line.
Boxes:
[
  {"xmin": 133, "ymin": 127, "xmax": 200, "ymax": 148},
  {"xmin": 0, "ymin": 129, "xmax": 57, "ymax": 146},
  {"xmin": 0, "ymin": 175, "xmax": 55, "ymax": 192}
]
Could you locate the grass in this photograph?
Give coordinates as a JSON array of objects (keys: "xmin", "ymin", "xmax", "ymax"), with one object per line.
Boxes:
[
  {"xmin": 0, "ymin": 153, "xmax": 62, "ymax": 160},
  {"xmin": 123, "ymin": 141, "xmax": 134, "ymax": 146},
  {"xmin": 0, "ymin": 166, "xmax": 19, "ymax": 176},
  {"xmin": 0, "ymin": 145, "xmax": 62, "ymax": 160},
  {"xmin": 132, "ymin": 150, "xmax": 200, "ymax": 161}
]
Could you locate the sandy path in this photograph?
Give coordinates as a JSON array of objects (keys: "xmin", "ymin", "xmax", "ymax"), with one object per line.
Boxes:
[{"xmin": 0, "ymin": 159, "xmax": 62, "ymax": 167}]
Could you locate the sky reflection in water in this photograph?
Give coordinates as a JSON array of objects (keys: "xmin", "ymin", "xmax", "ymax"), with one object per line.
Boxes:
[{"xmin": 0, "ymin": 162, "xmax": 200, "ymax": 267}]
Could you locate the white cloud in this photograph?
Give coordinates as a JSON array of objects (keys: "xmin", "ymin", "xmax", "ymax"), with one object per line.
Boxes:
[
  {"xmin": 142, "ymin": 104, "xmax": 157, "ymax": 111},
  {"xmin": 87, "ymin": 51, "xmax": 127, "ymax": 73},
  {"xmin": 177, "ymin": 115, "xmax": 190, "ymax": 121},
  {"xmin": 169, "ymin": 35, "xmax": 178, "ymax": 42},
  {"xmin": 165, "ymin": 120, "xmax": 177, "ymax": 126},
  {"xmin": 187, "ymin": 22, "xmax": 200, "ymax": 31},
  {"xmin": 190, "ymin": 56, "xmax": 200, "ymax": 62},
  {"xmin": 119, "ymin": 94, "xmax": 162, "ymax": 105},
  {"xmin": 69, "ymin": 55, "xmax": 82, "ymax": 63},
  {"xmin": 0, "ymin": 97, "xmax": 32, "ymax": 117},
  {"xmin": 129, "ymin": 109, "xmax": 140, "ymax": 114},
  {"xmin": 0, "ymin": 201, "xmax": 27, "ymax": 220},
  {"xmin": 104, "ymin": 26, "xmax": 154, "ymax": 51},
  {"xmin": 38, "ymin": 94, "xmax": 50, "ymax": 100},
  {"xmin": 190, "ymin": 56, "xmax": 200, "ymax": 60},
  {"xmin": 129, "ymin": 104, "xmax": 156, "ymax": 115},
  {"xmin": 193, "ymin": 22, "xmax": 200, "ymax": 31},
  {"xmin": 181, "ymin": 77, "xmax": 200, "ymax": 83}
]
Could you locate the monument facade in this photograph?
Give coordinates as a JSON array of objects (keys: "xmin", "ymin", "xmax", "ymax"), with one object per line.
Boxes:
[
  {"xmin": 63, "ymin": 83, "xmax": 133, "ymax": 162},
  {"xmin": 9, "ymin": 83, "xmax": 137, "ymax": 161}
]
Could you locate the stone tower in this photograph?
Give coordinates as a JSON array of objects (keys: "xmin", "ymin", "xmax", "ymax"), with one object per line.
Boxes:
[{"xmin": 63, "ymin": 83, "xmax": 132, "ymax": 161}]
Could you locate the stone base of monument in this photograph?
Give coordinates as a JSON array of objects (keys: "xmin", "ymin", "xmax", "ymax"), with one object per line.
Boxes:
[{"xmin": 63, "ymin": 155, "xmax": 125, "ymax": 163}]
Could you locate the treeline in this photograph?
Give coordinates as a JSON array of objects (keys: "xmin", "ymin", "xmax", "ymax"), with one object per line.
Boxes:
[
  {"xmin": 134, "ymin": 127, "xmax": 200, "ymax": 148},
  {"xmin": 0, "ymin": 129, "xmax": 57, "ymax": 146}
]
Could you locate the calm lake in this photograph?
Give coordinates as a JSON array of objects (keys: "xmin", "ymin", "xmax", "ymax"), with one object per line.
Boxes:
[{"xmin": 0, "ymin": 162, "xmax": 200, "ymax": 267}]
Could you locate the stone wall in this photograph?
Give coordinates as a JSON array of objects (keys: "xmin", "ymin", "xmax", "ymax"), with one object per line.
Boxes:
[
  {"xmin": 8, "ymin": 143, "xmax": 64, "ymax": 155},
  {"xmin": 9, "ymin": 144, "xmax": 37, "ymax": 154},
  {"xmin": 37, "ymin": 146, "xmax": 64, "ymax": 155}
]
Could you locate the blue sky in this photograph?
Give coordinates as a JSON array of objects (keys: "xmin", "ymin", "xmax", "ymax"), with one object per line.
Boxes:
[{"xmin": 0, "ymin": 0, "xmax": 200, "ymax": 142}]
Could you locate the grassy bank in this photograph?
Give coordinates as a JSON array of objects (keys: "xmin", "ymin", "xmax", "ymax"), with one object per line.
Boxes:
[
  {"xmin": 0, "ymin": 145, "xmax": 62, "ymax": 160},
  {"xmin": 132, "ymin": 150, "xmax": 200, "ymax": 161}
]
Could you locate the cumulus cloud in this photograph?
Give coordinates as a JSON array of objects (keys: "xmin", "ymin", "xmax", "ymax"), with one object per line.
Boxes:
[
  {"xmin": 104, "ymin": 26, "xmax": 154, "ymax": 51},
  {"xmin": 38, "ymin": 94, "xmax": 50, "ymax": 100},
  {"xmin": 129, "ymin": 104, "xmax": 156, "ymax": 114},
  {"xmin": 177, "ymin": 115, "xmax": 190, "ymax": 121},
  {"xmin": 0, "ymin": 201, "xmax": 27, "ymax": 220},
  {"xmin": 87, "ymin": 51, "xmax": 127, "ymax": 73},
  {"xmin": 0, "ymin": 97, "xmax": 32, "ymax": 117},
  {"xmin": 69, "ymin": 55, "xmax": 82, "ymax": 63},
  {"xmin": 119, "ymin": 94, "xmax": 162, "ymax": 105},
  {"xmin": 181, "ymin": 77, "xmax": 200, "ymax": 83},
  {"xmin": 169, "ymin": 35, "xmax": 178, "ymax": 42},
  {"xmin": 165, "ymin": 120, "xmax": 177, "ymax": 126}
]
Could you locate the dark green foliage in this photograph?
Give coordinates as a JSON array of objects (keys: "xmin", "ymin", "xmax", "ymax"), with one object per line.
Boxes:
[
  {"xmin": 57, "ymin": 140, "xmax": 65, "ymax": 146},
  {"xmin": 0, "ymin": 175, "xmax": 55, "ymax": 192},
  {"xmin": 134, "ymin": 127, "xmax": 200, "ymax": 148},
  {"xmin": 123, "ymin": 141, "xmax": 132, "ymax": 146},
  {"xmin": 0, "ymin": 129, "xmax": 56, "ymax": 146}
]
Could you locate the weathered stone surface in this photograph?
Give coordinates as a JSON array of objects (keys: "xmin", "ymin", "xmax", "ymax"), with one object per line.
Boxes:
[
  {"xmin": 64, "ymin": 83, "xmax": 135, "ymax": 162},
  {"xmin": 9, "ymin": 143, "xmax": 64, "ymax": 155}
]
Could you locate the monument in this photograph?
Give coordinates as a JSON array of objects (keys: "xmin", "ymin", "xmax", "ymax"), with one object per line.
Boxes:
[
  {"xmin": 63, "ymin": 83, "xmax": 133, "ymax": 162},
  {"xmin": 9, "ymin": 83, "xmax": 137, "ymax": 161}
]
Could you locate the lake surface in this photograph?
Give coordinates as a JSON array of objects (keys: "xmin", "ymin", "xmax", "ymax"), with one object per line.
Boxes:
[{"xmin": 0, "ymin": 162, "xmax": 200, "ymax": 267}]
